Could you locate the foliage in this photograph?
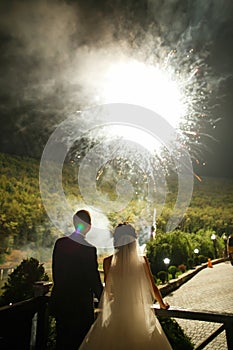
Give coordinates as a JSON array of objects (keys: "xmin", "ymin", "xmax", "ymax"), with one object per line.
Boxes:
[
  {"xmin": 198, "ymin": 255, "xmax": 207, "ymax": 264},
  {"xmin": 0, "ymin": 152, "xmax": 232, "ymax": 265},
  {"xmin": 159, "ymin": 317, "xmax": 194, "ymax": 350},
  {"xmin": 46, "ymin": 316, "xmax": 56, "ymax": 350},
  {"xmin": 187, "ymin": 258, "xmax": 194, "ymax": 269},
  {"xmin": 0, "ymin": 154, "xmax": 51, "ymax": 261},
  {"xmin": 0, "ymin": 153, "xmax": 73, "ymax": 263},
  {"xmin": 146, "ymin": 228, "xmax": 225, "ymax": 276},
  {"xmin": 168, "ymin": 265, "xmax": 177, "ymax": 279},
  {"xmin": 178, "ymin": 264, "xmax": 186, "ymax": 273},
  {"xmin": 0, "ymin": 257, "xmax": 49, "ymax": 306},
  {"xmin": 178, "ymin": 177, "xmax": 233, "ymax": 235},
  {"xmin": 189, "ymin": 229, "xmax": 220, "ymax": 260},
  {"xmin": 146, "ymin": 231, "xmax": 193, "ymax": 275},
  {"xmin": 157, "ymin": 270, "xmax": 167, "ymax": 283}
]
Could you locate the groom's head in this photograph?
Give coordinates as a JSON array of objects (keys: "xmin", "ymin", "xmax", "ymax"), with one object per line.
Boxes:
[{"xmin": 73, "ymin": 209, "xmax": 91, "ymax": 235}]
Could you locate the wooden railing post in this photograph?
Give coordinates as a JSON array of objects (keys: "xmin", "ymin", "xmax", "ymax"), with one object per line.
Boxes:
[
  {"xmin": 33, "ymin": 282, "xmax": 52, "ymax": 350},
  {"xmin": 35, "ymin": 296, "xmax": 50, "ymax": 350},
  {"xmin": 225, "ymin": 320, "xmax": 233, "ymax": 350},
  {"xmin": 153, "ymin": 306, "xmax": 233, "ymax": 350}
]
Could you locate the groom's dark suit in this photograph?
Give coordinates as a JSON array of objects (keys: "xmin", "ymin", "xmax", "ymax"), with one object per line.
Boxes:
[{"xmin": 51, "ymin": 233, "xmax": 103, "ymax": 349}]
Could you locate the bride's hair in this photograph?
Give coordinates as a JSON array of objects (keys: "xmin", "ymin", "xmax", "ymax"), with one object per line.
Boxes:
[{"xmin": 113, "ymin": 222, "xmax": 137, "ymax": 248}]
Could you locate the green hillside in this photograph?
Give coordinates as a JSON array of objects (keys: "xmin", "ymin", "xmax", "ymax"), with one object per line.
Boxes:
[{"xmin": 0, "ymin": 152, "xmax": 232, "ymax": 266}]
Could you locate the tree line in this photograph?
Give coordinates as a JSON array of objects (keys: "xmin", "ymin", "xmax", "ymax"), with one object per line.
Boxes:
[{"xmin": 0, "ymin": 152, "xmax": 232, "ymax": 265}]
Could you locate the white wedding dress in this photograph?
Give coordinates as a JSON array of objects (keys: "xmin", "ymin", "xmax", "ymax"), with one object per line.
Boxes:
[{"xmin": 79, "ymin": 240, "xmax": 172, "ymax": 350}]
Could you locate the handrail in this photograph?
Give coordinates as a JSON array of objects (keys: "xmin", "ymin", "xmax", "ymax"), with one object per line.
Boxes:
[
  {"xmin": 153, "ymin": 305, "xmax": 233, "ymax": 350},
  {"xmin": 1, "ymin": 295, "xmax": 232, "ymax": 349},
  {"xmin": 0, "ymin": 295, "xmax": 51, "ymax": 349}
]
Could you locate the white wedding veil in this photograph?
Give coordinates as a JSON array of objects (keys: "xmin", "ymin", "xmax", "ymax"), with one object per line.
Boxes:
[{"xmin": 100, "ymin": 223, "xmax": 159, "ymax": 338}]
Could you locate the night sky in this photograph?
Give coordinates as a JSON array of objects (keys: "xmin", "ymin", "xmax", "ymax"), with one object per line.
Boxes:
[{"xmin": 0, "ymin": 0, "xmax": 233, "ymax": 178}]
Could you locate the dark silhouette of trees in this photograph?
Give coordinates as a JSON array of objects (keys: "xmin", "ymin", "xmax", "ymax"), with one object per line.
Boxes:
[{"xmin": 0, "ymin": 257, "xmax": 49, "ymax": 306}]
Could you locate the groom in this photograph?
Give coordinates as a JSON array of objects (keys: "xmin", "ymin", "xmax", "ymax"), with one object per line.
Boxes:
[{"xmin": 51, "ymin": 209, "xmax": 103, "ymax": 349}]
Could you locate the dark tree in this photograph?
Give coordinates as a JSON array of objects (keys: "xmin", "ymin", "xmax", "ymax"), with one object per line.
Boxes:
[{"xmin": 0, "ymin": 257, "xmax": 49, "ymax": 306}]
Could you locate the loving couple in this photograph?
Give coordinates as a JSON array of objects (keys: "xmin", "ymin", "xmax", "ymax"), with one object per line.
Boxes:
[{"xmin": 51, "ymin": 210, "xmax": 172, "ymax": 349}]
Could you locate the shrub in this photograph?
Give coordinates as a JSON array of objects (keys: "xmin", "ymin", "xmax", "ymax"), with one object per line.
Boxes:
[
  {"xmin": 168, "ymin": 265, "xmax": 177, "ymax": 279},
  {"xmin": 198, "ymin": 255, "xmax": 207, "ymax": 264},
  {"xmin": 46, "ymin": 316, "xmax": 56, "ymax": 349},
  {"xmin": 187, "ymin": 258, "xmax": 194, "ymax": 269},
  {"xmin": 157, "ymin": 270, "xmax": 167, "ymax": 284},
  {"xmin": 178, "ymin": 264, "xmax": 186, "ymax": 273},
  {"xmin": 146, "ymin": 231, "xmax": 194, "ymax": 275},
  {"xmin": 0, "ymin": 257, "xmax": 49, "ymax": 306},
  {"xmin": 175, "ymin": 271, "xmax": 182, "ymax": 278},
  {"xmin": 159, "ymin": 317, "xmax": 194, "ymax": 349}
]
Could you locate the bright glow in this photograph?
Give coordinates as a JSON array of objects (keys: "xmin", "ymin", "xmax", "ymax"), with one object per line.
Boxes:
[
  {"xmin": 98, "ymin": 59, "xmax": 185, "ymax": 128},
  {"xmin": 163, "ymin": 258, "xmax": 170, "ymax": 265},
  {"xmin": 108, "ymin": 125, "xmax": 161, "ymax": 153}
]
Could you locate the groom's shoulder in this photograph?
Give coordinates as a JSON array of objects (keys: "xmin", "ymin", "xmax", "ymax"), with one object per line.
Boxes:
[{"xmin": 54, "ymin": 236, "xmax": 69, "ymax": 246}]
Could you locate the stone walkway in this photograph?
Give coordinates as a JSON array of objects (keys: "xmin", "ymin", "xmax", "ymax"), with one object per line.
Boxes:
[{"xmin": 165, "ymin": 261, "xmax": 233, "ymax": 349}]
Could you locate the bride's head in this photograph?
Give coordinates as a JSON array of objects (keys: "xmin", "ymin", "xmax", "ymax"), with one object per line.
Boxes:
[{"xmin": 113, "ymin": 222, "xmax": 137, "ymax": 248}]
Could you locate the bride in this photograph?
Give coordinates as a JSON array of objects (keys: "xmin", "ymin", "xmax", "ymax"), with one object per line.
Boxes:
[{"xmin": 79, "ymin": 223, "xmax": 172, "ymax": 349}]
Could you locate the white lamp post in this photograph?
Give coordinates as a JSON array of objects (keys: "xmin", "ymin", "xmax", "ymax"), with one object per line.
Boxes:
[
  {"xmin": 193, "ymin": 248, "xmax": 199, "ymax": 266},
  {"xmin": 163, "ymin": 258, "xmax": 170, "ymax": 282},
  {"xmin": 223, "ymin": 233, "xmax": 227, "ymax": 258},
  {"xmin": 211, "ymin": 234, "xmax": 217, "ymax": 259}
]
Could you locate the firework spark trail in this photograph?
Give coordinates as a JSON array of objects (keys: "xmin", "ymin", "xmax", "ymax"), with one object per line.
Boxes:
[{"xmin": 40, "ymin": 103, "xmax": 194, "ymax": 246}]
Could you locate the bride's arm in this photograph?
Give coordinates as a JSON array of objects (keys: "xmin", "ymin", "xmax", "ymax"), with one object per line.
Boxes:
[
  {"xmin": 143, "ymin": 256, "xmax": 170, "ymax": 310},
  {"xmin": 103, "ymin": 255, "xmax": 114, "ymax": 301},
  {"xmin": 103, "ymin": 255, "xmax": 113, "ymax": 284}
]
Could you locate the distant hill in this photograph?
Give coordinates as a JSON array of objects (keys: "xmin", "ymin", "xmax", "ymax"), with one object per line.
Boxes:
[{"xmin": 0, "ymin": 152, "xmax": 233, "ymax": 264}]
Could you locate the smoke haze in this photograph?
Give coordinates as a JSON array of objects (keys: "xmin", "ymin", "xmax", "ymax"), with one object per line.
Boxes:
[{"xmin": 0, "ymin": 0, "xmax": 232, "ymax": 175}]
